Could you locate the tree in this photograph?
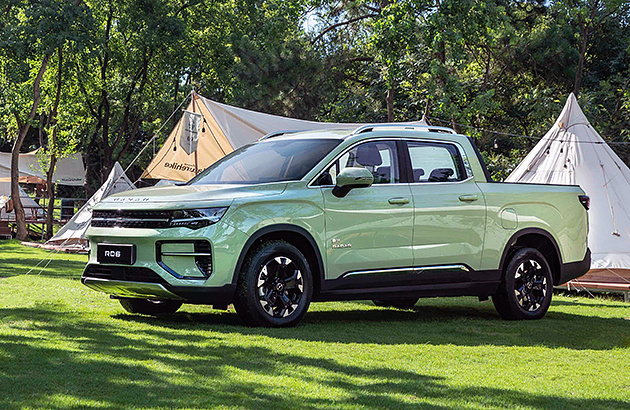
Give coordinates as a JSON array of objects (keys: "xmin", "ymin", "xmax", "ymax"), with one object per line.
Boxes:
[
  {"xmin": 553, "ymin": 0, "xmax": 630, "ymax": 96},
  {"xmin": 0, "ymin": 0, "xmax": 91, "ymax": 240}
]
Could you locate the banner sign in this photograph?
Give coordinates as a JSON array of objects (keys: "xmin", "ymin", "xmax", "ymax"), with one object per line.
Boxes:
[{"xmin": 179, "ymin": 110, "xmax": 202, "ymax": 155}]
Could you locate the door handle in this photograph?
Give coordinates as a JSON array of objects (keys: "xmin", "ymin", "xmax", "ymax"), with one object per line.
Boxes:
[
  {"xmin": 388, "ymin": 197, "xmax": 410, "ymax": 205},
  {"xmin": 458, "ymin": 194, "xmax": 478, "ymax": 202}
]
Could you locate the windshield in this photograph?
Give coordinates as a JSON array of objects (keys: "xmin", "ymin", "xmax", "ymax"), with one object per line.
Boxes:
[{"xmin": 188, "ymin": 138, "xmax": 342, "ymax": 185}]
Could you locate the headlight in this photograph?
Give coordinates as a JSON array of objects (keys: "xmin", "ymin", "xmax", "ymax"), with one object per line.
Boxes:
[{"xmin": 169, "ymin": 207, "xmax": 228, "ymax": 229}]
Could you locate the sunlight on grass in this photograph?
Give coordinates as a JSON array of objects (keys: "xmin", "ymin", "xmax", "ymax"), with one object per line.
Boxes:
[{"xmin": 0, "ymin": 240, "xmax": 629, "ymax": 409}]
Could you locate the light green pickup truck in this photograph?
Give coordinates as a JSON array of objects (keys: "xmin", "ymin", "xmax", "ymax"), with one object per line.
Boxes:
[{"xmin": 82, "ymin": 125, "xmax": 590, "ymax": 327}]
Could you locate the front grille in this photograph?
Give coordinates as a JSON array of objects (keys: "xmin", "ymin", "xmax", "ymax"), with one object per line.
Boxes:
[
  {"xmin": 83, "ymin": 264, "xmax": 166, "ymax": 284},
  {"xmin": 92, "ymin": 210, "xmax": 172, "ymax": 229}
]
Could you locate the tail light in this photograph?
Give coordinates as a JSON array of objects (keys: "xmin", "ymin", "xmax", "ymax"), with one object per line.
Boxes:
[{"xmin": 578, "ymin": 195, "xmax": 590, "ymax": 210}]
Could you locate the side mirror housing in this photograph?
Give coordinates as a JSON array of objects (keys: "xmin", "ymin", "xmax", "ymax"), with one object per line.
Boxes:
[{"xmin": 332, "ymin": 167, "xmax": 374, "ymax": 198}]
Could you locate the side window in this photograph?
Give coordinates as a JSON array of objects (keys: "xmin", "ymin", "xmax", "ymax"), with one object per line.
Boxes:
[
  {"xmin": 407, "ymin": 141, "xmax": 465, "ymax": 183},
  {"xmin": 317, "ymin": 141, "xmax": 400, "ymax": 185}
]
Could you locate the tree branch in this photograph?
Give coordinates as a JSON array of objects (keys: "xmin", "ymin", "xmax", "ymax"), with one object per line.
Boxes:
[{"xmin": 311, "ymin": 14, "xmax": 379, "ymax": 44}]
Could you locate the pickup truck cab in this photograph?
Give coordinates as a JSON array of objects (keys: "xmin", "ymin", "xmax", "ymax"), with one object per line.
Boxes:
[{"xmin": 82, "ymin": 124, "xmax": 591, "ymax": 327}]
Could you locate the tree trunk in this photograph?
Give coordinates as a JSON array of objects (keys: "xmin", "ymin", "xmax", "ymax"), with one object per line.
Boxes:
[
  {"xmin": 46, "ymin": 47, "xmax": 63, "ymax": 239},
  {"xmin": 573, "ymin": 25, "xmax": 589, "ymax": 96},
  {"xmin": 11, "ymin": 53, "xmax": 52, "ymax": 241},
  {"xmin": 45, "ymin": 154, "xmax": 57, "ymax": 239},
  {"xmin": 386, "ymin": 86, "xmax": 394, "ymax": 122}
]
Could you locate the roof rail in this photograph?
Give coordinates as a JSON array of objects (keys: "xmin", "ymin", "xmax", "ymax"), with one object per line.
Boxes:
[
  {"xmin": 259, "ymin": 130, "xmax": 307, "ymax": 141},
  {"xmin": 350, "ymin": 123, "xmax": 457, "ymax": 135}
]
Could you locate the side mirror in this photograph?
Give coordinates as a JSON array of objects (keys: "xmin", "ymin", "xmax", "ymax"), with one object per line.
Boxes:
[{"xmin": 332, "ymin": 167, "xmax": 374, "ymax": 198}]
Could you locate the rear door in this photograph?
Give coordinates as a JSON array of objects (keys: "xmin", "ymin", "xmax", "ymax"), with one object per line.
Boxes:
[
  {"xmin": 319, "ymin": 140, "xmax": 414, "ymax": 281},
  {"xmin": 405, "ymin": 140, "xmax": 486, "ymax": 280}
]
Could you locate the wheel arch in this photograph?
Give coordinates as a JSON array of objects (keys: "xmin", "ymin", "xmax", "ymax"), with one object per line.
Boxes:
[
  {"xmin": 499, "ymin": 228, "xmax": 562, "ymax": 285},
  {"xmin": 231, "ymin": 224, "xmax": 325, "ymax": 294}
]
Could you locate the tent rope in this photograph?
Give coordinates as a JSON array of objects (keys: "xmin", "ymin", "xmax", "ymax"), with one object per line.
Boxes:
[
  {"xmin": 426, "ymin": 116, "xmax": 630, "ymax": 145},
  {"xmin": 605, "ymin": 267, "xmax": 630, "ymax": 285},
  {"xmin": 124, "ymin": 91, "xmax": 193, "ymax": 181},
  {"xmin": 567, "ymin": 280, "xmax": 596, "ymax": 298}
]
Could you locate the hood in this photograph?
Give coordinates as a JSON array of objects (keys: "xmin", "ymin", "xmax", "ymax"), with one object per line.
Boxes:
[{"xmin": 95, "ymin": 182, "xmax": 287, "ymax": 210}]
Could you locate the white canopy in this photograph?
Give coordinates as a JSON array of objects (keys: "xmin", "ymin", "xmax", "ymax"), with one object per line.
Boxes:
[
  {"xmin": 0, "ymin": 150, "xmax": 85, "ymax": 186},
  {"xmin": 47, "ymin": 162, "xmax": 134, "ymax": 248},
  {"xmin": 506, "ymin": 93, "xmax": 630, "ymax": 272}
]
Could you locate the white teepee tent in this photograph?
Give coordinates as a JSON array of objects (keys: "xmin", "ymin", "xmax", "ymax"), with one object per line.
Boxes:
[
  {"xmin": 46, "ymin": 162, "xmax": 135, "ymax": 249},
  {"xmin": 506, "ymin": 93, "xmax": 630, "ymax": 285}
]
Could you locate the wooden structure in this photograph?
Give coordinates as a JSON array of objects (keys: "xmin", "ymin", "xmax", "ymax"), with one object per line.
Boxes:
[{"xmin": 564, "ymin": 269, "xmax": 630, "ymax": 302}]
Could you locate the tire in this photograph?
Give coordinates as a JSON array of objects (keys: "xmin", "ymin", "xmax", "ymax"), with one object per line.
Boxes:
[
  {"xmin": 119, "ymin": 298, "xmax": 183, "ymax": 316},
  {"xmin": 233, "ymin": 240, "xmax": 313, "ymax": 327},
  {"xmin": 372, "ymin": 298, "xmax": 418, "ymax": 309},
  {"xmin": 492, "ymin": 247, "xmax": 553, "ymax": 320}
]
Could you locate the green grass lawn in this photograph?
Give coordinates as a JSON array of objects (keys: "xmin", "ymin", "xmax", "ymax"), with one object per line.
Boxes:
[{"xmin": 0, "ymin": 240, "xmax": 629, "ymax": 410}]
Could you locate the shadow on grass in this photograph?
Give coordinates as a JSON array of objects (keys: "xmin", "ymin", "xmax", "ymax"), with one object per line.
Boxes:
[
  {"xmin": 112, "ymin": 300, "xmax": 630, "ymax": 351},
  {"xmin": 0, "ymin": 245, "xmax": 86, "ymax": 279},
  {"xmin": 1, "ymin": 304, "xmax": 628, "ymax": 410}
]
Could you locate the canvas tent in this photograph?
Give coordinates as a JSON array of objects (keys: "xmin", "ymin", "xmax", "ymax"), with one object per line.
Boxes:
[
  {"xmin": 506, "ymin": 93, "xmax": 630, "ymax": 289},
  {"xmin": 0, "ymin": 150, "xmax": 85, "ymax": 186},
  {"xmin": 0, "ymin": 181, "xmax": 43, "ymax": 221},
  {"xmin": 142, "ymin": 93, "xmax": 364, "ymax": 181},
  {"xmin": 143, "ymin": 93, "xmax": 432, "ymax": 182},
  {"xmin": 46, "ymin": 162, "xmax": 134, "ymax": 248}
]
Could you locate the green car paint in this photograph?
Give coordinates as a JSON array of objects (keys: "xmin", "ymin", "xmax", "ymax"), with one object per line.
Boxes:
[{"xmin": 82, "ymin": 127, "xmax": 590, "ymax": 324}]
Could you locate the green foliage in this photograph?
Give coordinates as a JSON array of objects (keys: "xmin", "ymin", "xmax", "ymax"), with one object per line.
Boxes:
[{"xmin": 1, "ymin": 0, "xmax": 630, "ymax": 185}]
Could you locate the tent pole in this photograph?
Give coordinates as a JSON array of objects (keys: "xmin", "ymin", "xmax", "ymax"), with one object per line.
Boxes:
[{"xmin": 192, "ymin": 91, "xmax": 198, "ymax": 176}]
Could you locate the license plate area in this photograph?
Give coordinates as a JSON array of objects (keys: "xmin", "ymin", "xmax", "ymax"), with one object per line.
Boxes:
[{"xmin": 97, "ymin": 244, "xmax": 136, "ymax": 265}]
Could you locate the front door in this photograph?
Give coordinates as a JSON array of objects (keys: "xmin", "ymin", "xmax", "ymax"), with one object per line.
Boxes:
[{"xmin": 319, "ymin": 140, "xmax": 414, "ymax": 281}]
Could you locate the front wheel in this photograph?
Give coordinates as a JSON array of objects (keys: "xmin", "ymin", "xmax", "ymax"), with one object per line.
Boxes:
[
  {"xmin": 119, "ymin": 298, "xmax": 183, "ymax": 316},
  {"xmin": 492, "ymin": 248, "xmax": 553, "ymax": 320},
  {"xmin": 233, "ymin": 240, "xmax": 313, "ymax": 327}
]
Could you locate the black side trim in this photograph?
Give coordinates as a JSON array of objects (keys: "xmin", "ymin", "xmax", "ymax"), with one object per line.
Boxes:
[
  {"xmin": 319, "ymin": 266, "xmax": 501, "ymax": 298},
  {"xmin": 231, "ymin": 224, "xmax": 325, "ymax": 286},
  {"xmin": 560, "ymin": 248, "xmax": 591, "ymax": 284},
  {"xmin": 315, "ymin": 281, "xmax": 500, "ymax": 302}
]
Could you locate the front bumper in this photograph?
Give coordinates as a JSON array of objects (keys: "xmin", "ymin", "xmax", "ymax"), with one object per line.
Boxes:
[
  {"xmin": 82, "ymin": 220, "xmax": 248, "ymax": 306},
  {"xmin": 559, "ymin": 248, "xmax": 591, "ymax": 284},
  {"xmin": 81, "ymin": 264, "xmax": 236, "ymax": 306}
]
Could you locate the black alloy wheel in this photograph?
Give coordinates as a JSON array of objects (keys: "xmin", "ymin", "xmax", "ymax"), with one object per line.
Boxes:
[
  {"xmin": 257, "ymin": 256, "xmax": 305, "ymax": 318},
  {"xmin": 513, "ymin": 259, "xmax": 548, "ymax": 312},
  {"xmin": 492, "ymin": 247, "xmax": 553, "ymax": 320},
  {"xmin": 234, "ymin": 240, "xmax": 313, "ymax": 327}
]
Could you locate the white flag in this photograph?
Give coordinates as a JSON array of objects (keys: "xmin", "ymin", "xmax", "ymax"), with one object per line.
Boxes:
[{"xmin": 179, "ymin": 110, "xmax": 202, "ymax": 155}]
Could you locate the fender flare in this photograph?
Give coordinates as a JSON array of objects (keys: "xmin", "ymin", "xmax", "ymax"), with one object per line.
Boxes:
[
  {"xmin": 231, "ymin": 224, "xmax": 325, "ymax": 287},
  {"xmin": 498, "ymin": 227, "xmax": 562, "ymax": 279}
]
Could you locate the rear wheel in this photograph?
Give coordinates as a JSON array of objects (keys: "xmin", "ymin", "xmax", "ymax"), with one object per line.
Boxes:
[
  {"xmin": 233, "ymin": 240, "xmax": 313, "ymax": 327},
  {"xmin": 119, "ymin": 298, "xmax": 182, "ymax": 316},
  {"xmin": 492, "ymin": 248, "xmax": 553, "ymax": 320},
  {"xmin": 372, "ymin": 298, "xmax": 418, "ymax": 309}
]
